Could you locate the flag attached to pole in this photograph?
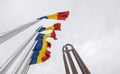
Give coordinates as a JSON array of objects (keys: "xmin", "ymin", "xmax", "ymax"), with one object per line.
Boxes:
[
  {"xmin": 37, "ymin": 11, "xmax": 69, "ymax": 20},
  {"xmin": 33, "ymin": 31, "xmax": 56, "ymax": 51},
  {"xmin": 30, "ymin": 11, "xmax": 69, "ymax": 64},
  {"xmin": 38, "ymin": 23, "xmax": 61, "ymax": 32},
  {"xmin": 30, "ymin": 29, "xmax": 58, "ymax": 65}
]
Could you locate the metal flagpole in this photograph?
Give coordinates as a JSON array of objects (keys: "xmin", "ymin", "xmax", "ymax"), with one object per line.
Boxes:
[
  {"xmin": 0, "ymin": 20, "xmax": 39, "ymax": 44},
  {"xmin": 21, "ymin": 26, "xmax": 43, "ymax": 74},
  {"xmin": 0, "ymin": 31, "xmax": 36, "ymax": 74},
  {"xmin": 21, "ymin": 46, "xmax": 35, "ymax": 74},
  {"xmin": 12, "ymin": 26, "xmax": 42, "ymax": 74},
  {"xmin": 12, "ymin": 41, "xmax": 36, "ymax": 74},
  {"xmin": 21, "ymin": 51, "xmax": 34, "ymax": 74}
]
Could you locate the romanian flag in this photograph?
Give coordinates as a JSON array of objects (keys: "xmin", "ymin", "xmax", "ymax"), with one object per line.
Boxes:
[
  {"xmin": 33, "ymin": 31, "xmax": 56, "ymax": 51},
  {"xmin": 35, "ymin": 31, "xmax": 57, "ymax": 41},
  {"xmin": 30, "ymin": 41, "xmax": 51, "ymax": 65},
  {"xmin": 30, "ymin": 22, "xmax": 61, "ymax": 65},
  {"xmin": 38, "ymin": 23, "xmax": 61, "ymax": 32},
  {"xmin": 36, "ymin": 41, "xmax": 51, "ymax": 63},
  {"xmin": 37, "ymin": 11, "xmax": 69, "ymax": 20},
  {"xmin": 30, "ymin": 31, "xmax": 57, "ymax": 65},
  {"xmin": 36, "ymin": 31, "xmax": 56, "ymax": 63}
]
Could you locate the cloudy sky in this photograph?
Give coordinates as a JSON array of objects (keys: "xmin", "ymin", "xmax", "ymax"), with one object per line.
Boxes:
[{"xmin": 0, "ymin": 0, "xmax": 120, "ymax": 74}]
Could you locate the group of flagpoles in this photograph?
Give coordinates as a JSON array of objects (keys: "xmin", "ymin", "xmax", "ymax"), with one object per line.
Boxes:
[
  {"xmin": 0, "ymin": 29, "xmax": 36, "ymax": 74},
  {"xmin": 13, "ymin": 26, "xmax": 42, "ymax": 74},
  {"xmin": 22, "ymin": 26, "xmax": 43, "ymax": 74},
  {"xmin": 0, "ymin": 18, "xmax": 42, "ymax": 74},
  {"xmin": 12, "ymin": 32, "xmax": 36, "ymax": 74},
  {"xmin": 0, "ymin": 11, "xmax": 69, "ymax": 74},
  {"xmin": 0, "ymin": 25, "xmax": 42, "ymax": 74},
  {"xmin": 0, "ymin": 20, "xmax": 38, "ymax": 44}
]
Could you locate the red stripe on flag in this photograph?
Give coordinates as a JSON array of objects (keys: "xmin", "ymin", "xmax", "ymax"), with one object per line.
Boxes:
[
  {"xmin": 53, "ymin": 23, "xmax": 61, "ymax": 31},
  {"xmin": 57, "ymin": 11, "xmax": 69, "ymax": 20},
  {"xmin": 51, "ymin": 31, "xmax": 57, "ymax": 40}
]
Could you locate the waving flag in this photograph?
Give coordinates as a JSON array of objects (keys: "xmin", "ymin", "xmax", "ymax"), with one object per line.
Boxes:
[
  {"xmin": 30, "ymin": 30, "xmax": 57, "ymax": 65},
  {"xmin": 33, "ymin": 31, "xmax": 56, "ymax": 51},
  {"xmin": 30, "ymin": 40, "xmax": 52, "ymax": 64},
  {"xmin": 37, "ymin": 11, "xmax": 69, "ymax": 20},
  {"xmin": 38, "ymin": 23, "xmax": 61, "ymax": 32},
  {"xmin": 30, "ymin": 41, "xmax": 51, "ymax": 65},
  {"xmin": 35, "ymin": 31, "xmax": 57, "ymax": 41},
  {"xmin": 35, "ymin": 31, "xmax": 57, "ymax": 63},
  {"xmin": 47, "ymin": 11, "xmax": 69, "ymax": 20},
  {"xmin": 30, "ymin": 21, "xmax": 63, "ymax": 65},
  {"xmin": 36, "ymin": 40, "xmax": 52, "ymax": 63}
]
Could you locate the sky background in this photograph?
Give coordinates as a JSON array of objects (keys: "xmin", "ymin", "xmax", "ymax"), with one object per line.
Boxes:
[{"xmin": 0, "ymin": 0, "xmax": 120, "ymax": 74}]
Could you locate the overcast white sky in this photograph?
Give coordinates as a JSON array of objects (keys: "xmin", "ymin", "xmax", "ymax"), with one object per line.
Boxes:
[{"xmin": 0, "ymin": 0, "xmax": 120, "ymax": 74}]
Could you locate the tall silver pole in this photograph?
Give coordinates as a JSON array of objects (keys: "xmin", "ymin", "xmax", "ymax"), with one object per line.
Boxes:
[
  {"xmin": 22, "ymin": 26, "xmax": 43, "ymax": 74},
  {"xmin": 12, "ymin": 26, "xmax": 42, "ymax": 74},
  {"xmin": 0, "ymin": 20, "xmax": 39, "ymax": 44},
  {"xmin": 0, "ymin": 31, "xmax": 36, "ymax": 74},
  {"xmin": 13, "ymin": 41, "xmax": 36, "ymax": 74},
  {"xmin": 21, "ymin": 48, "xmax": 34, "ymax": 74}
]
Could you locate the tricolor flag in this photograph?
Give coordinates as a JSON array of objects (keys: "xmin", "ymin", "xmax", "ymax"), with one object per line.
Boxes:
[
  {"xmin": 38, "ymin": 23, "xmax": 61, "ymax": 32},
  {"xmin": 33, "ymin": 31, "xmax": 56, "ymax": 51},
  {"xmin": 30, "ymin": 21, "xmax": 63, "ymax": 65},
  {"xmin": 30, "ymin": 41, "xmax": 51, "ymax": 65},
  {"xmin": 30, "ymin": 30, "xmax": 58, "ymax": 65},
  {"xmin": 37, "ymin": 11, "xmax": 69, "ymax": 20},
  {"xmin": 36, "ymin": 41, "xmax": 51, "ymax": 63}
]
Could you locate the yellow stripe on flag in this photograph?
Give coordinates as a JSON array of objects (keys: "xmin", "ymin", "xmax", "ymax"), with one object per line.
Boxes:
[
  {"xmin": 45, "ymin": 27, "xmax": 54, "ymax": 30},
  {"xmin": 37, "ymin": 34, "xmax": 51, "ymax": 63},
  {"xmin": 47, "ymin": 13, "xmax": 57, "ymax": 20}
]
